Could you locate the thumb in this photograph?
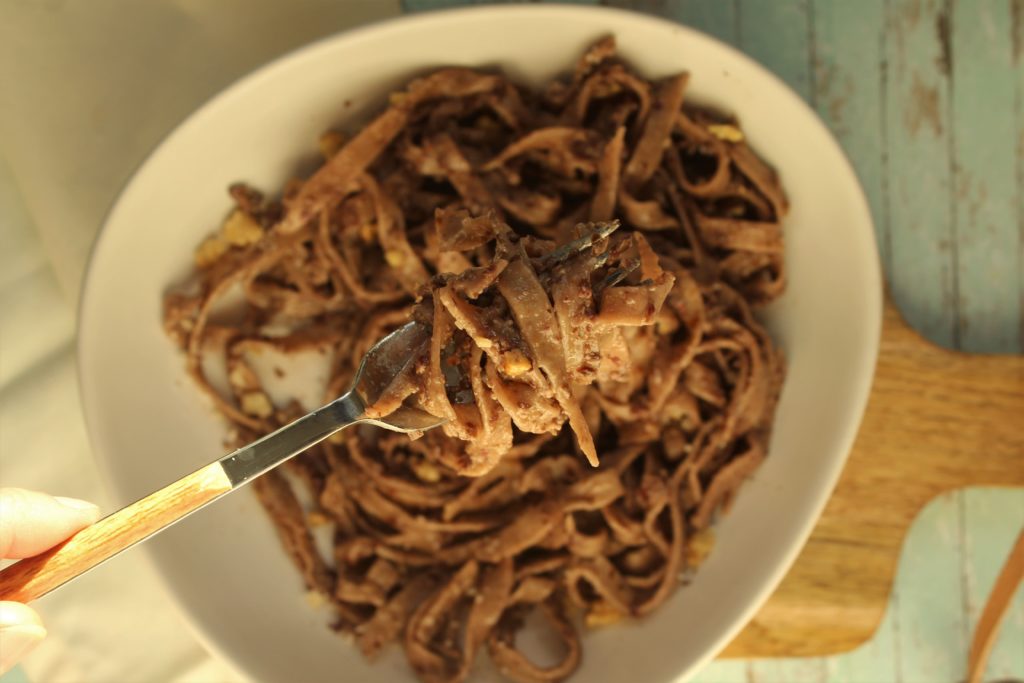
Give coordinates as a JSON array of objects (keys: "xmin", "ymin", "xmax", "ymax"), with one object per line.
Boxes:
[
  {"xmin": 0, "ymin": 488, "xmax": 101, "ymax": 559},
  {"xmin": 0, "ymin": 601, "xmax": 46, "ymax": 674}
]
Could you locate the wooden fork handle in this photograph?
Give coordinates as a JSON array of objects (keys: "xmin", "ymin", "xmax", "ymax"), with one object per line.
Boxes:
[
  {"xmin": 0, "ymin": 463, "xmax": 232, "ymax": 603},
  {"xmin": 966, "ymin": 528, "xmax": 1024, "ymax": 683}
]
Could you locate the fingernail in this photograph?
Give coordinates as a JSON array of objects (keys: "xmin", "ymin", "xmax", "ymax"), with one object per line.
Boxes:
[
  {"xmin": 54, "ymin": 496, "xmax": 101, "ymax": 521},
  {"xmin": 0, "ymin": 624, "xmax": 46, "ymax": 674}
]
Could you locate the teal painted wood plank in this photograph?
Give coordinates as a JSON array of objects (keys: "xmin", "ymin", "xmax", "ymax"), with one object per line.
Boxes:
[
  {"xmin": 737, "ymin": 0, "xmax": 813, "ymax": 101},
  {"xmin": 672, "ymin": 0, "xmax": 739, "ymax": 45},
  {"xmin": 885, "ymin": 0, "xmax": 958, "ymax": 348},
  {"xmin": 747, "ymin": 659, "xmax": 828, "ymax": 683},
  {"xmin": 811, "ymin": 0, "xmax": 890, "ymax": 270},
  {"xmin": 962, "ymin": 488, "xmax": 1024, "ymax": 681},
  {"xmin": 825, "ymin": 489, "xmax": 1023, "ymax": 683},
  {"xmin": 1017, "ymin": 0, "xmax": 1024, "ymax": 352},
  {"xmin": 690, "ymin": 659, "xmax": 751, "ymax": 683},
  {"xmin": 826, "ymin": 605, "xmax": 902, "ymax": 683},
  {"xmin": 880, "ymin": 16, "xmax": 971, "ymax": 679},
  {"xmin": 950, "ymin": 8, "xmax": 1024, "ymax": 683},
  {"xmin": 0, "ymin": 667, "xmax": 31, "ymax": 683},
  {"xmin": 951, "ymin": 0, "xmax": 1022, "ymax": 354},
  {"xmin": 894, "ymin": 490, "xmax": 968, "ymax": 683}
]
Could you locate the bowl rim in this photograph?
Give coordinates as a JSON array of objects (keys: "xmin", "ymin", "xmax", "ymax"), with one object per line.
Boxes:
[{"xmin": 77, "ymin": 4, "xmax": 883, "ymax": 681}]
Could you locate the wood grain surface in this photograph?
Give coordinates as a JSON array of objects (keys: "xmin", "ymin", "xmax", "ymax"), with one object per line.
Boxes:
[
  {"xmin": 0, "ymin": 463, "xmax": 232, "ymax": 603},
  {"xmin": 723, "ymin": 298, "xmax": 1024, "ymax": 657}
]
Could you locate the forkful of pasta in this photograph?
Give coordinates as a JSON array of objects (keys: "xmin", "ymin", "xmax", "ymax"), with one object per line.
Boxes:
[{"xmin": 0, "ymin": 216, "xmax": 664, "ymax": 604}]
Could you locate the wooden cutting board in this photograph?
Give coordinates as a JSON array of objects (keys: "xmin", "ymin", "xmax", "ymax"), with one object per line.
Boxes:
[{"xmin": 723, "ymin": 298, "xmax": 1024, "ymax": 658}]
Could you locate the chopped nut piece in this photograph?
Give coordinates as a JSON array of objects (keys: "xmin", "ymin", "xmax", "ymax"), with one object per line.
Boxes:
[
  {"xmin": 308, "ymin": 510, "xmax": 331, "ymax": 527},
  {"xmin": 318, "ymin": 130, "xmax": 346, "ymax": 159},
  {"xmin": 686, "ymin": 529, "xmax": 716, "ymax": 567},
  {"xmin": 655, "ymin": 308, "xmax": 679, "ymax": 335},
  {"xmin": 194, "ymin": 235, "xmax": 228, "ymax": 267},
  {"xmin": 228, "ymin": 360, "xmax": 260, "ymax": 391},
  {"xmin": 305, "ymin": 590, "xmax": 327, "ymax": 609},
  {"xmin": 707, "ymin": 123, "xmax": 744, "ymax": 143},
  {"xmin": 410, "ymin": 458, "xmax": 442, "ymax": 483},
  {"xmin": 222, "ymin": 209, "xmax": 263, "ymax": 246},
  {"xmin": 384, "ymin": 249, "xmax": 406, "ymax": 267},
  {"xmin": 584, "ymin": 601, "xmax": 624, "ymax": 628},
  {"xmin": 240, "ymin": 391, "xmax": 274, "ymax": 419},
  {"xmin": 500, "ymin": 350, "xmax": 533, "ymax": 377}
]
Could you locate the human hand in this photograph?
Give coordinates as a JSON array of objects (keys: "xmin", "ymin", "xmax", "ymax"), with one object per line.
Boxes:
[{"xmin": 0, "ymin": 488, "xmax": 100, "ymax": 674}]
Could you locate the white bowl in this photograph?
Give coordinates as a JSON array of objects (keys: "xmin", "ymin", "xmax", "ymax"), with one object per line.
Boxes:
[{"xmin": 79, "ymin": 5, "xmax": 881, "ymax": 682}]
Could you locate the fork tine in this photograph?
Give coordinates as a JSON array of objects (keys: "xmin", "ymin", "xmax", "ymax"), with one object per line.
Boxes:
[
  {"xmin": 598, "ymin": 259, "xmax": 640, "ymax": 290},
  {"xmin": 535, "ymin": 219, "xmax": 621, "ymax": 271},
  {"xmin": 360, "ymin": 405, "xmax": 446, "ymax": 433},
  {"xmin": 353, "ymin": 321, "xmax": 431, "ymax": 404}
]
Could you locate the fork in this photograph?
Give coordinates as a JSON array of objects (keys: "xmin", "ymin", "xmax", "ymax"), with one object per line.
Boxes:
[
  {"xmin": 0, "ymin": 321, "xmax": 442, "ymax": 604},
  {"xmin": 0, "ymin": 220, "xmax": 622, "ymax": 604}
]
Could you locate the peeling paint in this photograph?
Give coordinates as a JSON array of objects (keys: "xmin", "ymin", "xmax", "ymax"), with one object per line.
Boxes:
[
  {"xmin": 935, "ymin": 6, "xmax": 951, "ymax": 76},
  {"xmin": 1012, "ymin": 0, "xmax": 1023, "ymax": 62},
  {"xmin": 906, "ymin": 71, "xmax": 943, "ymax": 136}
]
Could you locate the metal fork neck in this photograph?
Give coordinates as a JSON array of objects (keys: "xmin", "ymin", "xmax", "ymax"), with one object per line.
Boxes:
[{"xmin": 218, "ymin": 391, "xmax": 364, "ymax": 488}]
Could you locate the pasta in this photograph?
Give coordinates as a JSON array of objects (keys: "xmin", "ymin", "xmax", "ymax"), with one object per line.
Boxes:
[{"xmin": 164, "ymin": 37, "xmax": 786, "ymax": 683}]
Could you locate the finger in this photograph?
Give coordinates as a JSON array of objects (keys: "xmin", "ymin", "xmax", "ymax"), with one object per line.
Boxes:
[
  {"xmin": 0, "ymin": 601, "xmax": 46, "ymax": 675},
  {"xmin": 0, "ymin": 488, "xmax": 101, "ymax": 559}
]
